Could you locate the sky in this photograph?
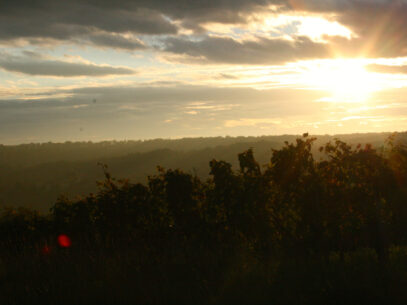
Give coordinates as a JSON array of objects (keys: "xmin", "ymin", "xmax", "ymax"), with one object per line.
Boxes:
[{"xmin": 1, "ymin": 0, "xmax": 407, "ymax": 144}]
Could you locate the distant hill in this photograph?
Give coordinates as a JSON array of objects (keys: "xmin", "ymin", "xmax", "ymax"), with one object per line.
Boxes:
[{"xmin": 1, "ymin": 132, "xmax": 405, "ymax": 211}]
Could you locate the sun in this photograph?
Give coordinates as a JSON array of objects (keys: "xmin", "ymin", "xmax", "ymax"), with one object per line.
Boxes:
[{"xmin": 303, "ymin": 59, "xmax": 380, "ymax": 103}]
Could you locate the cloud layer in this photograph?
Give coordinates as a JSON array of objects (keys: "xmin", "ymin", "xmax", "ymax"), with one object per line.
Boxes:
[
  {"xmin": 1, "ymin": 1, "xmax": 407, "ymax": 61},
  {"xmin": 0, "ymin": 52, "xmax": 136, "ymax": 76},
  {"xmin": 367, "ymin": 64, "xmax": 407, "ymax": 74},
  {"xmin": 162, "ymin": 35, "xmax": 330, "ymax": 64}
]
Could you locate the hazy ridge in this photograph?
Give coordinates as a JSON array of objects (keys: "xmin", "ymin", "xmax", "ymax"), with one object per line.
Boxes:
[{"xmin": 1, "ymin": 132, "xmax": 404, "ymax": 211}]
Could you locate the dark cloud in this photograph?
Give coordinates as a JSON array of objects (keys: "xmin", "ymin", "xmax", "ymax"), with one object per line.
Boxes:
[
  {"xmin": 0, "ymin": 53, "xmax": 136, "ymax": 77},
  {"xmin": 0, "ymin": 1, "xmax": 178, "ymax": 49},
  {"xmin": 366, "ymin": 64, "xmax": 407, "ymax": 74},
  {"xmin": 0, "ymin": 2, "xmax": 178, "ymax": 36},
  {"xmin": 77, "ymin": 0, "xmax": 285, "ymax": 24},
  {"xmin": 1, "ymin": 0, "xmax": 407, "ymax": 60},
  {"xmin": 84, "ymin": 32, "xmax": 146, "ymax": 50},
  {"xmin": 0, "ymin": 0, "xmax": 283, "ymax": 44},
  {"xmin": 162, "ymin": 35, "xmax": 330, "ymax": 64}
]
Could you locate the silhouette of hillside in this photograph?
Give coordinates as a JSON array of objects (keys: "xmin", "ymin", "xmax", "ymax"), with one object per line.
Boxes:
[{"xmin": 0, "ymin": 132, "xmax": 404, "ymax": 211}]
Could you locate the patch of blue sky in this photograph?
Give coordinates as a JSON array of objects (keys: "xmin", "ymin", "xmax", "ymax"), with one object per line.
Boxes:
[{"xmin": 259, "ymin": 21, "xmax": 301, "ymax": 37}]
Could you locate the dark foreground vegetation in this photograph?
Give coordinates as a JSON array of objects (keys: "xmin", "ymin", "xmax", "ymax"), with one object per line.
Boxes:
[{"xmin": 1, "ymin": 133, "xmax": 407, "ymax": 304}]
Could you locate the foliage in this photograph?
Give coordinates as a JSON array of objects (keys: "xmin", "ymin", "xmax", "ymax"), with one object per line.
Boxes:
[
  {"xmin": 1, "ymin": 133, "xmax": 407, "ymax": 304},
  {"xmin": 0, "ymin": 132, "xmax": 401, "ymax": 211}
]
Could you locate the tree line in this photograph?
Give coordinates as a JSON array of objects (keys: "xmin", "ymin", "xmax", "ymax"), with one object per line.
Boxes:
[{"xmin": 0, "ymin": 132, "xmax": 397, "ymax": 212}]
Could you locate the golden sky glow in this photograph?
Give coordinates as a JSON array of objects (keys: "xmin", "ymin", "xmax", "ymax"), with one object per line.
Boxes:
[
  {"xmin": 1, "ymin": 1, "xmax": 407, "ymax": 144},
  {"xmin": 301, "ymin": 59, "xmax": 382, "ymax": 103}
]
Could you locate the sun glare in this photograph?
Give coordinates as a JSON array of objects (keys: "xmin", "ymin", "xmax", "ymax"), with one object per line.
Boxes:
[
  {"xmin": 298, "ymin": 17, "xmax": 353, "ymax": 41},
  {"xmin": 303, "ymin": 59, "xmax": 381, "ymax": 103}
]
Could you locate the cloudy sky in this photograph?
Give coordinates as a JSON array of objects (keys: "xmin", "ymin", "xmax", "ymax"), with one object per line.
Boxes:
[{"xmin": 1, "ymin": 0, "xmax": 407, "ymax": 144}]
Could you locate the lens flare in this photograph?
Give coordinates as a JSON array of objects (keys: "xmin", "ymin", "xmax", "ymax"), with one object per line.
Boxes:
[{"xmin": 57, "ymin": 234, "xmax": 72, "ymax": 248}]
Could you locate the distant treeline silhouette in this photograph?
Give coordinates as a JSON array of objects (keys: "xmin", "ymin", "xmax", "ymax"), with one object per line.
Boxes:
[
  {"xmin": 0, "ymin": 132, "xmax": 397, "ymax": 211},
  {"xmin": 1, "ymin": 134, "xmax": 407, "ymax": 305}
]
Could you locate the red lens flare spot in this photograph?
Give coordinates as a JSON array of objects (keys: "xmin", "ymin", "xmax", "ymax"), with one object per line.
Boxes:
[{"xmin": 57, "ymin": 234, "xmax": 72, "ymax": 248}]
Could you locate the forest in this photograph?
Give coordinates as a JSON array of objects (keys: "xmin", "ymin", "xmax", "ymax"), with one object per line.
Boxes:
[
  {"xmin": 0, "ymin": 132, "xmax": 396, "ymax": 211},
  {"xmin": 1, "ymin": 133, "xmax": 407, "ymax": 304}
]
